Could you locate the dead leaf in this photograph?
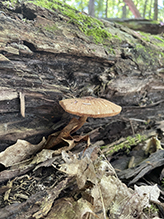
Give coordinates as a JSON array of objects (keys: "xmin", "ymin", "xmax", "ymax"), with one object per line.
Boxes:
[
  {"xmin": 134, "ymin": 184, "xmax": 160, "ymax": 208},
  {"xmin": 60, "ymin": 151, "xmax": 97, "ymax": 189},
  {"xmin": 0, "ymin": 137, "xmax": 46, "ymax": 167},
  {"xmin": 144, "ymin": 136, "xmax": 163, "ymax": 155},
  {"xmin": 30, "ymin": 149, "xmax": 56, "ymax": 165}
]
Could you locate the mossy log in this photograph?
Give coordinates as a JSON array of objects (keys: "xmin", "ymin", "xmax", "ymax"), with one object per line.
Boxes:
[{"xmin": 105, "ymin": 18, "xmax": 164, "ymax": 34}]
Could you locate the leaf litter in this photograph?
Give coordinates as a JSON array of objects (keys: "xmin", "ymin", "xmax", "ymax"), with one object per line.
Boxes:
[
  {"xmin": 57, "ymin": 150, "xmax": 154, "ymax": 219},
  {"xmin": 0, "ymin": 118, "xmax": 163, "ymax": 218}
]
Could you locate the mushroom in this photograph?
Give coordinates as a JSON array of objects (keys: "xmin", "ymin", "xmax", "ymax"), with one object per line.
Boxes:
[
  {"xmin": 44, "ymin": 96, "xmax": 122, "ymax": 149},
  {"xmin": 59, "ymin": 96, "xmax": 122, "ymax": 133}
]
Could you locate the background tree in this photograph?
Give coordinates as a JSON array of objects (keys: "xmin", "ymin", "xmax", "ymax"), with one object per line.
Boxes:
[
  {"xmin": 154, "ymin": 0, "xmax": 158, "ymax": 20},
  {"xmin": 143, "ymin": 0, "xmax": 148, "ymax": 18},
  {"xmin": 88, "ymin": 0, "xmax": 95, "ymax": 16},
  {"xmin": 105, "ymin": 0, "xmax": 108, "ymax": 18},
  {"xmin": 123, "ymin": 0, "xmax": 142, "ymax": 18},
  {"xmin": 122, "ymin": 3, "xmax": 127, "ymax": 18}
]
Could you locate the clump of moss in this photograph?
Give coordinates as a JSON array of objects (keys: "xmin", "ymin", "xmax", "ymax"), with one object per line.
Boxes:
[{"xmin": 102, "ymin": 134, "xmax": 146, "ymax": 155}]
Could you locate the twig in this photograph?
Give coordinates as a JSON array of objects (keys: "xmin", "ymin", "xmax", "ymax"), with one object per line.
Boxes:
[
  {"xmin": 129, "ymin": 120, "xmax": 135, "ymax": 135},
  {"xmin": 19, "ymin": 92, "xmax": 25, "ymax": 117}
]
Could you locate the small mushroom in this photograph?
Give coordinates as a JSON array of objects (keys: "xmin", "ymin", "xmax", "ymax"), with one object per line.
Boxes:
[{"xmin": 59, "ymin": 96, "xmax": 122, "ymax": 133}]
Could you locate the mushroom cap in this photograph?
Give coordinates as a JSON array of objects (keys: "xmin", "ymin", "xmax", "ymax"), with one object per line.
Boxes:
[{"xmin": 59, "ymin": 96, "xmax": 122, "ymax": 118}]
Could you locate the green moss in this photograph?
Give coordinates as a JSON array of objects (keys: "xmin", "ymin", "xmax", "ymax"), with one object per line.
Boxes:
[
  {"xmin": 154, "ymin": 35, "xmax": 164, "ymax": 43},
  {"xmin": 102, "ymin": 134, "xmax": 146, "ymax": 155},
  {"xmin": 152, "ymin": 35, "xmax": 164, "ymax": 48},
  {"xmin": 134, "ymin": 41, "xmax": 164, "ymax": 66},
  {"xmin": 139, "ymin": 32, "xmax": 164, "ymax": 50},
  {"xmin": 139, "ymin": 32, "xmax": 151, "ymax": 42},
  {"xmin": 63, "ymin": 8, "xmax": 112, "ymax": 43},
  {"xmin": 27, "ymin": 0, "xmax": 112, "ymax": 44}
]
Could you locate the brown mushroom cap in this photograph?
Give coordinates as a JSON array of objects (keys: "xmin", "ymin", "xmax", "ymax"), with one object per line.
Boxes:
[{"xmin": 59, "ymin": 96, "xmax": 122, "ymax": 118}]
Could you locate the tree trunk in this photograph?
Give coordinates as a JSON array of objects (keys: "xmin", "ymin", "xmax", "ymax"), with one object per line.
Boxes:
[
  {"xmin": 88, "ymin": 0, "xmax": 95, "ymax": 16},
  {"xmin": 122, "ymin": 4, "xmax": 127, "ymax": 18},
  {"xmin": 105, "ymin": 0, "xmax": 108, "ymax": 18},
  {"xmin": 143, "ymin": 0, "xmax": 148, "ymax": 18},
  {"xmin": 123, "ymin": 0, "xmax": 142, "ymax": 18},
  {"xmin": 154, "ymin": 0, "xmax": 158, "ymax": 20},
  {"xmin": 149, "ymin": 0, "xmax": 153, "ymax": 18}
]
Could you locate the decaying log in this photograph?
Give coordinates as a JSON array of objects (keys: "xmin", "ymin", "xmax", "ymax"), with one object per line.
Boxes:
[{"xmin": 105, "ymin": 18, "xmax": 164, "ymax": 34}]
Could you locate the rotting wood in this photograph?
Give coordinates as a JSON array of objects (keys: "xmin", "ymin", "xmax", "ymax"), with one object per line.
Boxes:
[{"xmin": 117, "ymin": 150, "xmax": 164, "ymax": 185}]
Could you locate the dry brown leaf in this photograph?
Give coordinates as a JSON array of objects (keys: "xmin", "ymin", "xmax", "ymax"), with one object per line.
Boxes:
[
  {"xmin": 32, "ymin": 196, "xmax": 54, "ymax": 219},
  {"xmin": 0, "ymin": 137, "xmax": 46, "ymax": 167},
  {"xmin": 30, "ymin": 149, "xmax": 55, "ymax": 165}
]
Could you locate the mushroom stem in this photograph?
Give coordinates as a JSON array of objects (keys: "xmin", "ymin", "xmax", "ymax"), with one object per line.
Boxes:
[{"xmin": 71, "ymin": 116, "xmax": 88, "ymax": 134}]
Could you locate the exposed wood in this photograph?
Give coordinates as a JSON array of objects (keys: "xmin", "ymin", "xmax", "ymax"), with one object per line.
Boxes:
[{"xmin": 0, "ymin": 176, "xmax": 74, "ymax": 219}]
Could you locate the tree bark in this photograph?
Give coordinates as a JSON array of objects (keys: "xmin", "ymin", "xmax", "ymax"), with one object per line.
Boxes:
[{"xmin": 105, "ymin": 0, "xmax": 108, "ymax": 18}]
